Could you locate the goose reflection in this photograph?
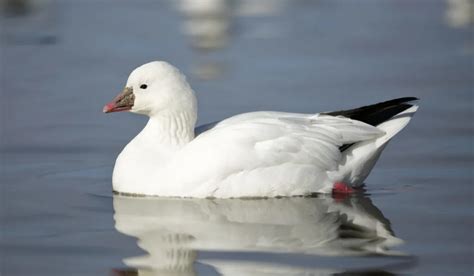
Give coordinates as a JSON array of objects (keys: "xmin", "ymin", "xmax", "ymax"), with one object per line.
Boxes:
[{"xmin": 112, "ymin": 194, "xmax": 403, "ymax": 275}]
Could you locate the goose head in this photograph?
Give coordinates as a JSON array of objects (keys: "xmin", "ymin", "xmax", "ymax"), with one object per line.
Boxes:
[{"xmin": 103, "ymin": 61, "xmax": 197, "ymax": 118}]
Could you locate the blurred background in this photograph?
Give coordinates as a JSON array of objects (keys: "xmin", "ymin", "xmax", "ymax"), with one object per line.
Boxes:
[{"xmin": 0, "ymin": 0, "xmax": 473, "ymax": 275}]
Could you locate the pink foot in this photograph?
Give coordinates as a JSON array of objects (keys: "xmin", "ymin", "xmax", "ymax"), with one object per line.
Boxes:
[
  {"xmin": 333, "ymin": 182, "xmax": 354, "ymax": 194},
  {"xmin": 332, "ymin": 182, "xmax": 354, "ymax": 201}
]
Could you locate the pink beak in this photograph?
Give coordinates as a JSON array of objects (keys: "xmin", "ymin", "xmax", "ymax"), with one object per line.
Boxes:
[{"xmin": 103, "ymin": 87, "xmax": 135, "ymax": 113}]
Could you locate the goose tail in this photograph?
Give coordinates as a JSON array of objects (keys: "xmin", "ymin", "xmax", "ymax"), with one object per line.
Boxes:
[{"xmin": 332, "ymin": 98, "xmax": 419, "ymax": 187}]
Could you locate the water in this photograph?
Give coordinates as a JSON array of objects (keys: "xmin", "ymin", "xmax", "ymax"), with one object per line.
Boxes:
[{"xmin": 1, "ymin": 0, "xmax": 473, "ymax": 275}]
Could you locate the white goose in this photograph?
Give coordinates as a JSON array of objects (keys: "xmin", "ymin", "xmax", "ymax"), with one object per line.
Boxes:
[{"xmin": 104, "ymin": 61, "xmax": 418, "ymax": 198}]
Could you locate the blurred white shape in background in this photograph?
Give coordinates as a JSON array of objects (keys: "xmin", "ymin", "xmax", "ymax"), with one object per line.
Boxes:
[
  {"xmin": 177, "ymin": 0, "xmax": 233, "ymax": 51},
  {"xmin": 176, "ymin": 0, "xmax": 234, "ymax": 80},
  {"xmin": 175, "ymin": 0, "xmax": 292, "ymax": 80},
  {"xmin": 445, "ymin": 0, "xmax": 474, "ymax": 28}
]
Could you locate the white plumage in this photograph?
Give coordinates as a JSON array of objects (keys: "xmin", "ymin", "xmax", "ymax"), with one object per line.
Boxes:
[{"xmin": 104, "ymin": 61, "xmax": 418, "ymax": 198}]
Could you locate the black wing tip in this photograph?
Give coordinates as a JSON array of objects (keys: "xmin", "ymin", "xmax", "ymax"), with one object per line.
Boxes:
[
  {"xmin": 399, "ymin": 96, "xmax": 419, "ymax": 102},
  {"xmin": 325, "ymin": 96, "xmax": 420, "ymax": 126},
  {"xmin": 331, "ymin": 97, "xmax": 419, "ymax": 152},
  {"xmin": 378, "ymin": 96, "xmax": 419, "ymax": 106},
  {"xmin": 397, "ymin": 96, "xmax": 419, "ymax": 101}
]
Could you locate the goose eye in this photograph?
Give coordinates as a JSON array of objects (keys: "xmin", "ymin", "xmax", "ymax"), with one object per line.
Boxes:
[{"xmin": 140, "ymin": 84, "xmax": 148, "ymax": 89}]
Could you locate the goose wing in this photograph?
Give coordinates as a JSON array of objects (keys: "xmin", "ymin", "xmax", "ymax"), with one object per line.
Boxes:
[{"xmin": 169, "ymin": 112, "xmax": 384, "ymax": 197}]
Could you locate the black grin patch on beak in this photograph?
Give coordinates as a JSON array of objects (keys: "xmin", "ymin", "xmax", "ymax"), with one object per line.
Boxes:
[
  {"xmin": 103, "ymin": 87, "xmax": 135, "ymax": 113},
  {"xmin": 116, "ymin": 87, "xmax": 135, "ymax": 109}
]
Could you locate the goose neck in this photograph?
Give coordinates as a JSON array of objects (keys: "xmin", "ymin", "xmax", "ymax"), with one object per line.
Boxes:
[{"xmin": 142, "ymin": 111, "xmax": 196, "ymax": 147}]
